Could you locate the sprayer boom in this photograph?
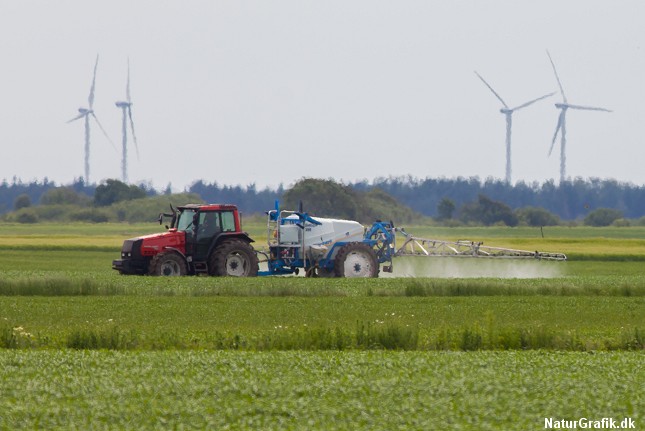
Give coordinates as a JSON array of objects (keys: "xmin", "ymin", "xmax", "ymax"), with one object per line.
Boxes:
[{"xmin": 394, "ymin": 228, "xmax": 567, "ymax": 261}]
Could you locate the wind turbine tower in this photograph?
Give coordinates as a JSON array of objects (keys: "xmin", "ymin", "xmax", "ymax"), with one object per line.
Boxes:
[
  {"xmin": 115, "ymin": 59, "xmax": 139, "ymax": 183},
  {"xmin": 475, "ymin": 71, "xmax": 554, "ymax": 184},
  {"xmin": 67, "ymin": 54, "xmax": 114, "ymax": 184},
  {"xmin": 546, "ymin": 51, "xmax": 612, "ymax": 182}
]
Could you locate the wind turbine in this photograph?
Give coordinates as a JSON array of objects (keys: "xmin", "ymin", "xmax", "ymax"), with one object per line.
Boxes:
[
  {"xmin": 547, "ymin": 51, "xmax": 612, "ymax": 182},
  {"xmin": 115, "ymin": 58, "xmax": 139, "ymax": 183},
  {"xmin": 475, "ymin": 71, "xmax": 554, "ymax": 184},
  {"xmin": 67, "ymin": 54, "xmax": 114, "ymax": 184}
]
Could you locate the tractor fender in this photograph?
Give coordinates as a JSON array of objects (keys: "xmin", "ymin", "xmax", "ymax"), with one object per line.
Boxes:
[
  {"xmin": 207, "ymin": 232, "xmax": 255, "ymax": 258},
  {"xmin": 160, "ymin": 246, "xmax": 189, "ymax": 265}
]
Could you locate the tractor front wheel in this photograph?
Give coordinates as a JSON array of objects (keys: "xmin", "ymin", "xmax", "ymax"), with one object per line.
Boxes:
[
  {"xmin": 334, "ymin": 243, "xmax": 379, "ymax": 278},
  {"xmin": 148, "ymin": 252, "xmax": 187, "ymax": 276},
  {"xmin": 209, "ymin": 239, "xmax": 259, "ymax": 277}
]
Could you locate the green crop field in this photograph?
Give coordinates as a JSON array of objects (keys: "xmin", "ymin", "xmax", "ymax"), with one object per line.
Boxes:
[
  {"xmin": 0, "ymin": 222, "xmax": 643, "ymax": 430},
  {"xmin": 1, "ymin": 350, "xmax": 642, "ymax": 430}
]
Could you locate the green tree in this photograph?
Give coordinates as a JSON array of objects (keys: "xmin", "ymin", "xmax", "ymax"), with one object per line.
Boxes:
[
  {"xmin": 515, "ymin": 206, "xmax": 560, "ymax": 227},
  {"xmin": 164, "ymin": 183, "xmax": 172, "ymax": 196},
  {"xmin": 460, "ymin": 194, "xmax": 518, "ymax": 226},
  {"xmin": 13, "ymin": 194, "xmax": 31, "ymax": 211},
  {"xmin": 361, "ymin": 188, "xmax": 421, "ymax": 224},
  {"xmin": 283, "ymin": 178, "xmax": 359, "ymax": 220},
  {"xmin": 282, "ymin": 178, "xmax": 421, "ymax": 224},
  {"xmin": 94, "ymin": 179, "xmax": 147, "ymax": 207},
  {"xmin": 40, "ymin": 187, "xmax": 88, "ymax": 205},
  {"xmin": 584, "ymin": 208, "xmax": 623, "ymax": 227},
  {"xmin": 437, "ymin": 198, "xmax": 456, "ymax": 221}
]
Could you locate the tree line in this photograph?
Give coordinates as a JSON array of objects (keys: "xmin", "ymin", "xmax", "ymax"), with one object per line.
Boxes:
[
  {"xmin": 352, "ymin": 176, "xmax": 645, "ymax": 220},
  {"xmin": 3, "ymin": 176, "xmax": 645, "ymax": 223}
]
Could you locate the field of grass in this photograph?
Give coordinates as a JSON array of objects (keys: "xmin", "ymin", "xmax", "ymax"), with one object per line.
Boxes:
[{"xmin": 0, "ymin": 222, "xmax": 643, "ymax": 429}]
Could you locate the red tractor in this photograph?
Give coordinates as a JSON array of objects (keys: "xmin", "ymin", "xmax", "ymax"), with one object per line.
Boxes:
[{"xmin": 112, "ymin": 204, "xmax": 259, "ymax": 276}]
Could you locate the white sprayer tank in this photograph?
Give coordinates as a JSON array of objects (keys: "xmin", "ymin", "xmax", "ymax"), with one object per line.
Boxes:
[{"xmin": 278, "ymin": 215, "xmax": 365, "ymax": 259}]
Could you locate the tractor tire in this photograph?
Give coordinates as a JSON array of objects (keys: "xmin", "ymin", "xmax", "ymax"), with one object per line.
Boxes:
[
  {"xmin": 209, "ymin": 239, "xmax": 259, "ymax": 277},
  {"xmin": 334, "ymin": 243, "xmax": 379, "ymax": 278},
  {"xmin": 148, "ymin": 252, "xmax": 187, "ymax": 276}
]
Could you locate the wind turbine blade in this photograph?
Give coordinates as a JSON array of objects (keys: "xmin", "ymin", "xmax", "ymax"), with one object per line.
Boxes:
[
  {"xmin": 474, "ymin": 71, "xmax": 508, "ymax": 108},
  {"xmin": 88, "ymin": 54, "xmax": 99, "ymax": 109},
  {"xmin": 127, "ymin": 106, "xmax": 140, "ymax": 159},
  {"xmin": 567, "ymin": 104, "xmax": 612, "ymax": 113},
  {"xmin": 546, "ymin": 50, "xmax": 567, "ymax": 103},
  {"xmin": 91, "ymin": 112, "xmax": 116, "ymax": 150},
  {"xmin": 67, "ymin": 113, "xmax": 86, "ymax": 123},
  {"xmin": 549, "ymin": 110, "xmax": 565, "ymax": 156},
  {"xmin": 511, "ymin": 92, "xmax": 556, "ymax": 111},
  {"xmin": 126, "ymin": 57, "xmax": 131, "ymax": 103}
]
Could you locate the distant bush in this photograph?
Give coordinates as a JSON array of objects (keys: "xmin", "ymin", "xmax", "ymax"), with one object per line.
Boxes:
[
  {"xmin": 584, "ymin": 208, "xmax": 624, "ymax": 227},
  {"xmin": 41, "ymin": 187, "xmax": 89, "ymax": 206},
  {"xmin": 35, "ymin": 204, "xmax": 70, "ymax": 220},
  {"xmin": 16, "ymin": 209, "xmax": 38, "ymax": 223},
  {"xmin": 69, "ymin": 209, "xmax": 109, "ymax": 223},
  {"xmin": 516, "ymin": 206, "xmax": 560, "ymax": 227},
  {"xmin": 612, "ymin": 218, "xmax": 631, "ymax": 227}
]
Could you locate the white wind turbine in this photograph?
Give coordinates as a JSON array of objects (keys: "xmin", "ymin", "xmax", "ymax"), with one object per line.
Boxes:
[
  {"xmin": 67, "ymin": 54, "xmax": 114, "ymax": 184},
  {"xmin": 115, "ymin": 59, "xmax": 139, "ymax": 183},
  {"xmin": 547, "ymin": 51, "xmax": 612, "ymax": 182},
  {"xmin": 475, "ymin": 71, "xmax": 554, "ymax": 184}
]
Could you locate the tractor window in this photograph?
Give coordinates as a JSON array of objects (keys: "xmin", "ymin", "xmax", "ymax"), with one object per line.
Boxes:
[
  {"xmin": 197, "ymin": 211, "xmax": 221, "ymax": 237},
  {"xmin": 221, "ymin": 211, "xmax": 236, "ymax": 232},
  {"xmin": 176, "ymin": 209, "xmax": 197, "ymax": 231}
]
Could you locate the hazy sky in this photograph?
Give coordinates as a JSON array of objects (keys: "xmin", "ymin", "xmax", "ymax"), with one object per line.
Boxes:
[{"xmin": 1, "ymin": 1, "xmax": 643, "ymax": 191}]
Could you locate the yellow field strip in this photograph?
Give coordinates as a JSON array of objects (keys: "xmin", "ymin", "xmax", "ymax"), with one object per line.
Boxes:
[
  {"xmin": 0, "ymin": 236, "xmax": 124, "ymax": 248},
  {"xmin": 2, "ymin": 223, "xmax": 645, "ymax": 257}
]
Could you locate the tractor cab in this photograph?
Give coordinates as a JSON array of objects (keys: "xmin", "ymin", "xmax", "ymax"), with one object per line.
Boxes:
[{"xmin": 173, "ymin": 205, "xmax": 240, "ymax": 262}]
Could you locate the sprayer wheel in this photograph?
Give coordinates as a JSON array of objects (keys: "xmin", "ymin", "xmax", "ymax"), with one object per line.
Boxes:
[{"xmin": 334, "ymin": 243, "xmax": 379, "ymax": 278}]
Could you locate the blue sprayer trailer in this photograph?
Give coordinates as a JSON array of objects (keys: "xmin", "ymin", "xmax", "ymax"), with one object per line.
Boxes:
[{"xmin": 259, "ymin": 201, "xmax": 395, "ymax": 277}]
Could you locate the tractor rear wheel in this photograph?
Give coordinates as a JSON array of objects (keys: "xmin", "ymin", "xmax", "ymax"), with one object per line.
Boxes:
[
  {"xmin": 334, "ymin": 243, "xmax": 379, "ymax": 278},
  {"xmin": 148, "ymin": 252, "xmax": 187, "ymax": 276},
  {"xmin": 209, "ymin": 239, "xmax": 259, "ymax": 277}
]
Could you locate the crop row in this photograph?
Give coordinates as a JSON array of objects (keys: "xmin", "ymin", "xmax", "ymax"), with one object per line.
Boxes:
[
  {"xmin": 3, "ymin": 321, "xmax": 642, "ymax": 352},
  {"xmin": 2, "ymin": 272, "xmax": 645, "ymax": 297},
  {"xmin": 1, "ymin": 296, "xmax": 642, "ymax": 351}
]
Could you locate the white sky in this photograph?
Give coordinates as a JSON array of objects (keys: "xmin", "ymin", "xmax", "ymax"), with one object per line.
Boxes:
[{"xmin": 1, "ymin": 1, "xmax": 643, "ymax": 191}]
